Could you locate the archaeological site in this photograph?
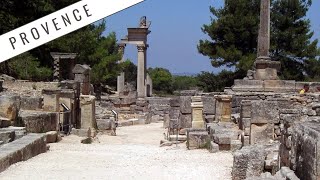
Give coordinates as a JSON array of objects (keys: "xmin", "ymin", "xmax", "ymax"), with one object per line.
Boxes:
[{"xmin": 0, "ymin": 0, "xmax": 319, "ymax": 179}]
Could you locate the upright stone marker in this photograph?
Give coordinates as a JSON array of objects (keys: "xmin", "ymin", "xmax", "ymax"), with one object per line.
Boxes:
[
  {"xmin": 191, "ymin": 96, "xmax": 205, "ymax": 128},
  {"xmin": 117, "ymin": 43, "xmax": 126, "ymax": 95},
  {"xmin": 254, "ymin": 0, "xmax": 280, "ymax": 80}
]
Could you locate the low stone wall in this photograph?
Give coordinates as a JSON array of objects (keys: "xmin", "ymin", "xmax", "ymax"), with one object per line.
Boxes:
[
  {"xmin": 0, "ymin": 133, "xmax": 47, "ymax": 173},
  {"xmin": 19, "ymin": 110, "xmax": 58, "ymax": 133}
]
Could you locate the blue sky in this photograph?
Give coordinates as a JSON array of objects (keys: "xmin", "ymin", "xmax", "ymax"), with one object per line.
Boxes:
[{"xmin": 103, "ymin": 0, "xmax": 320, "ymax": 74}]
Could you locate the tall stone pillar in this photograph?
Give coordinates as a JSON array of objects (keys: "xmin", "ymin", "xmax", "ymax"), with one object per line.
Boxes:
[
  {"xmin": 254, "ymin": 0, "xmax": 280, "ymax": 80},
  {"xmin": 117, "ymin": 44, "xmax": 126, "ymax": 95},
  {"xmin": 137, "ymin": 44, "xmax": 147, "ymax": 98},
  {"xmin": 257, "ymin": 0, "xmax": 270, "ymax": 58},
  {"xmin": 53, "ymin": 57, "xmax": 60, "ymax": 81}
]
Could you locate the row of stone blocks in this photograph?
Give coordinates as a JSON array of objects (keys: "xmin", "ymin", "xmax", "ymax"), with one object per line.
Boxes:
[{"xmin": 0, "ymin": 133, "xmax": 47, "ymax": 173}]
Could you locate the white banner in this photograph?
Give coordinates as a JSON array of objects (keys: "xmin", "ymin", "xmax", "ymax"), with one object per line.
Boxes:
[{"xmin": 0, "ymin": 0, "xmax": 144, "ymax": 62}]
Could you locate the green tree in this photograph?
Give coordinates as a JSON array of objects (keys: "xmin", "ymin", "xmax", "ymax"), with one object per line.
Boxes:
[
  {"xmin": 271, "ymin": 0, "xmax": 318, "ymax": 80},
  {"xmin": 198, "ymin": 0, "xmax": 319, "ymax": 82},
  {"xmin": 172, "ymin": 76, "xmax": 198, "ymax": 91},
  {"xmin": 121, "ymin": 60, "xmax": 137, "ymax": 87},
  {"xmin": 148, "ymin": 67, "xmax": 173, "ymax": 94},
  {"xmin": 196, "ymin": 70, "xmax": 235, "ymax": 92}
]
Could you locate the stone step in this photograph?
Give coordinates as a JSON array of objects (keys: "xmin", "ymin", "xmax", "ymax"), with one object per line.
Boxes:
[
  {"xmin": 0, "ymin": 133, "xmax": 47, "ymax": 173},
  {"xmin": 0, "ymin": 126, "xmax": 27, "ymax": 139}
]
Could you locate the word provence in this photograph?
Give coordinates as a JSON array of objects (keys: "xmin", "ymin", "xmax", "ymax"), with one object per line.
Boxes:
[{"xmin": 9, "ymin": 4, "xmax": 92, "ymax": 50}]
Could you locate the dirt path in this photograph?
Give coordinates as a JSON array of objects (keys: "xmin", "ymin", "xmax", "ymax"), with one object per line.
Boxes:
[{"xmin": 0, "ymin": 123, "xmax": 233, "ymax": 180}]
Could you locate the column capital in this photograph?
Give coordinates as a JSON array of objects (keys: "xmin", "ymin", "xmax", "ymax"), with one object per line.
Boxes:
[{"xmin": 137, "ymin": 44, "xmax": 148, "ymax": 52}]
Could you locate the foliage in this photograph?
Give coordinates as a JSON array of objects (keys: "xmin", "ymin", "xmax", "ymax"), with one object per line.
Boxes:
[
  {"xmin": 4, "ymin": 53, "xmax": 52, "ymax": 81},
  {"xmin": 121, "ymin": 60, "xmax": 137, "ymax": 87},
  {"xmin": 172, "ymin": 76, "xmax": 198, "ymax": 91},
  {"xmin": 196, "ymin": 70, "xmax": 236, "ymax": 92},
  {"xmin": 148, "ymin": 67, "xmax": 173, "ymax": 94},
  {"xmin": 198, "ymin": 0, "xmax": 319, "ymax": 82}
]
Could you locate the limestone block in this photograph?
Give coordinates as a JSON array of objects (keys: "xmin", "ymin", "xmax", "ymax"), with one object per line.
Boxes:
[
  {"xmin": 0, "ymin": 130, "xmax": 15, "ymax": 144},
  {"xmin": 209, "ymin": 141, "xmax": 219, "ymax": 153},
  {"xmin": 232, "ymin": 79, "xmax": 264, "ymax": 92},
  {"xmin": 264, "ymin": 80, "xmax": 296, "ymax": 92},
  {"xmin": 232, "ymin": 145, "xmax": 266, "ymax": 180},
  {"xmin": 214, "ymin": 134, "xmax": 231, "ymax": 145},
  {"xmin": 202, "ymin": 96, "xmax": 216, "ymax": 114},
  {"xmin": 251, "ymin": 101, "xmax": 279, "ymax": 124},
  {"xmin": 45, "ymin": 131, "xmax": 58, "ymax": 143},
  {"xmin": 179, "ymin": 113, "xmax": 192, "ymax": 128},
  {"xmin": 215, "ymin": 95, "xmax": 232, "ymax": 122},
  {"xmin": 187, "ymin": 130, "xmax": 209, "ymax": 150},
  {"xmin": 180, "ymin": 96, "xmax": 192, "ymax": 114},
  {"xmin": 96, "ymin": 119, "xmax": 115, "ymax": 130},
  {"xmin": 250, "ymin": 123, "xmax": 274, "ymax": 145},
  {"xmin": 169, "ymin": 107, "xmax": 180, "ymax": 120},
  {"xmin": 42, "ymin": 89, "xmax": 61, "ymax": 112},
  {"xmin": 0, "ymin": 95, "xmax": 21, "ymax": 121},
  {"xmin": 80, "ymin": 95, "xmax": 96, "ymax": 129},
  {"xmin": 231, "ymin": 140, "xmax": 242, "ymax": 151},
  {"xmin": 20, "ymin": 96, "xmax": 43, "ymax": 110},
  {"xmin": 191, "ymin": 103, "xmax": 204, "ymax": 128},
  {"xmin": 19, "ymin": 110, "xmax": 58, "ymax": 133},
  {"xmin": 240, "ymin": 101, "xmax": 252, "ymax": 118},
  {"xmin": 0, "ymin": 133, "xmax": 46, "ymax": 173},
  {"xmin": 169, "ymin": 97, "xmax": 180, "ymax": 107}
]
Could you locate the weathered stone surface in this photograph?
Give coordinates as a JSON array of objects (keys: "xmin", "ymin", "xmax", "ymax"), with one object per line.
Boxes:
[
  {"xmin": 232, "ymin": 145, "xmax": 266, "ymax": 180},
  {"xmin": 0, "ymin": 127, "xmax": 26, "ymax": 139},
  {"xmin": 169, "ymin": 97, "xmax": 180, "ymax": 107},
  {"xmin": 0, "ymin": 130, "xmax": 15, "ymax": 144},
  {"xmin": 20, "ymin": 96, "xmax": 43, "ymax": 110},
  {"xmin": 0, "ymin": 133, "xmax": 47, "ymax": 173},
  {"xmin": 187, "ymin": 129, "xmax": 209, "ymax": 150},
  {"xmin": 209, "ymin": 141, "xmax": 219, "ymax": 153},
  {"xmin": 250, "ymin": 123, "xmax": 274, "ymax": 145},
  {"xmin": 80, "ymin": 95, "xmax": 97, "ymax": 129},
  {"xmin": 45, "ymin": 131, "xmax": 57, "ymax": 143},
  {"xmin": 202, "ymin": 96, "xmax": 216, "ymax": 114},
  {"xmin": 231, "ymin": 140, "xmax": 242, "ymax": 152},
  {"xmin": 19, "ymin": 111, "xmax": 58, "ymax": 133},
  {"xmin": 241, "ymin": 101, "xmax": 252, "ymax": 118},
  {"xmin": 0, "ymin": 95, "xmax": 21, "ymax": 122},
  {"xmin": 169, "ymin": 107, "xmax": 180, "ymax": 120},
  {"xmin": 251, "ymin": 101, "xmax": 279, "ymax": 124},
  {"xmin": 179, "ymin": 114, "xmax": 192, "ymax": 128},
  {"xmin": 205, "ymin": 115, "xmax": 215, "ymax": 123},
  {"xmin": 96, "ymin": 119, "xmax": 116, "ymax": 130},
  {"xmin": 180, "ymin": 96, "xmax": 192, "ymax": 114},
  {"xmin": 42, "ymin": 89, "xmax": 61, "ymax": 112}
]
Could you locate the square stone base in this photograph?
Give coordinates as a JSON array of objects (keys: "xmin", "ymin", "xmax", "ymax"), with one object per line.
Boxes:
[{"xmin": 192, "ymin": 121, "xmax": 204, "ymax": 129}]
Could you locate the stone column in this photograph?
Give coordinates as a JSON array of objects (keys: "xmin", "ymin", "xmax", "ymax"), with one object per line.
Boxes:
[
  {"xmin": 117, "ymin": 44, "xmax": 126, "ymax": 95},
  {"xmin": 191, "ymin": 96, "xmax": 205, "ymax": 128},
  {"xmin": 257, "ymin": 0, "xmax": 270, "ymax": 58},
  {"xmin": 137, "ymin": 44, "xmax": 147, "ymax": 98},
  {"xmin": 53, "ymin": 57, "xmax": 60, "ymax": 81},
  {"xmin": 254, "ymin": 0, "xmax": 280, "ymax": 80},
  {"xmin": 146, "ymin": 73, "xmax": 152, "ymax": 97}
]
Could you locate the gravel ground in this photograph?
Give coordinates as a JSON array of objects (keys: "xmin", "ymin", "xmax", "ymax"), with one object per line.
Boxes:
[{"xmin": 0, "ymin": 123, "xmax": 233, "ymax": 180}]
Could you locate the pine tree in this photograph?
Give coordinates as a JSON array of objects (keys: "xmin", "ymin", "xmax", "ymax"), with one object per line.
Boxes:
[
  {"xmin": 271, "ymin": 0, "xmax": 318, "ymax": 80},
  {"xmin": 198, "ymin": 0, "xmax": 319, "ymax": 81}
]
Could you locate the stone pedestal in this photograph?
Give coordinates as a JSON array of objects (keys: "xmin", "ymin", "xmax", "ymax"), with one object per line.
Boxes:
[
  {"xmin": 80, "ymin": 95, "xmax": 97, "ymax": 130},
  {"xmin": 73, "ymin": 64, "xmax": 91, "ymax": 95},
  {"xmin": 42, "ymin": 89, "xmax": 61, "ymax": 112},
  {"xmin": 191, "ymin": 96, "xmax": 204, "ymax": 128},
  {"xmin": 254, "ymin": 58, "xmax": 280, "ymax": 80},
  {"xmin": 215, "ymin": 95, "xmax": 232, "ymax": 122}
]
